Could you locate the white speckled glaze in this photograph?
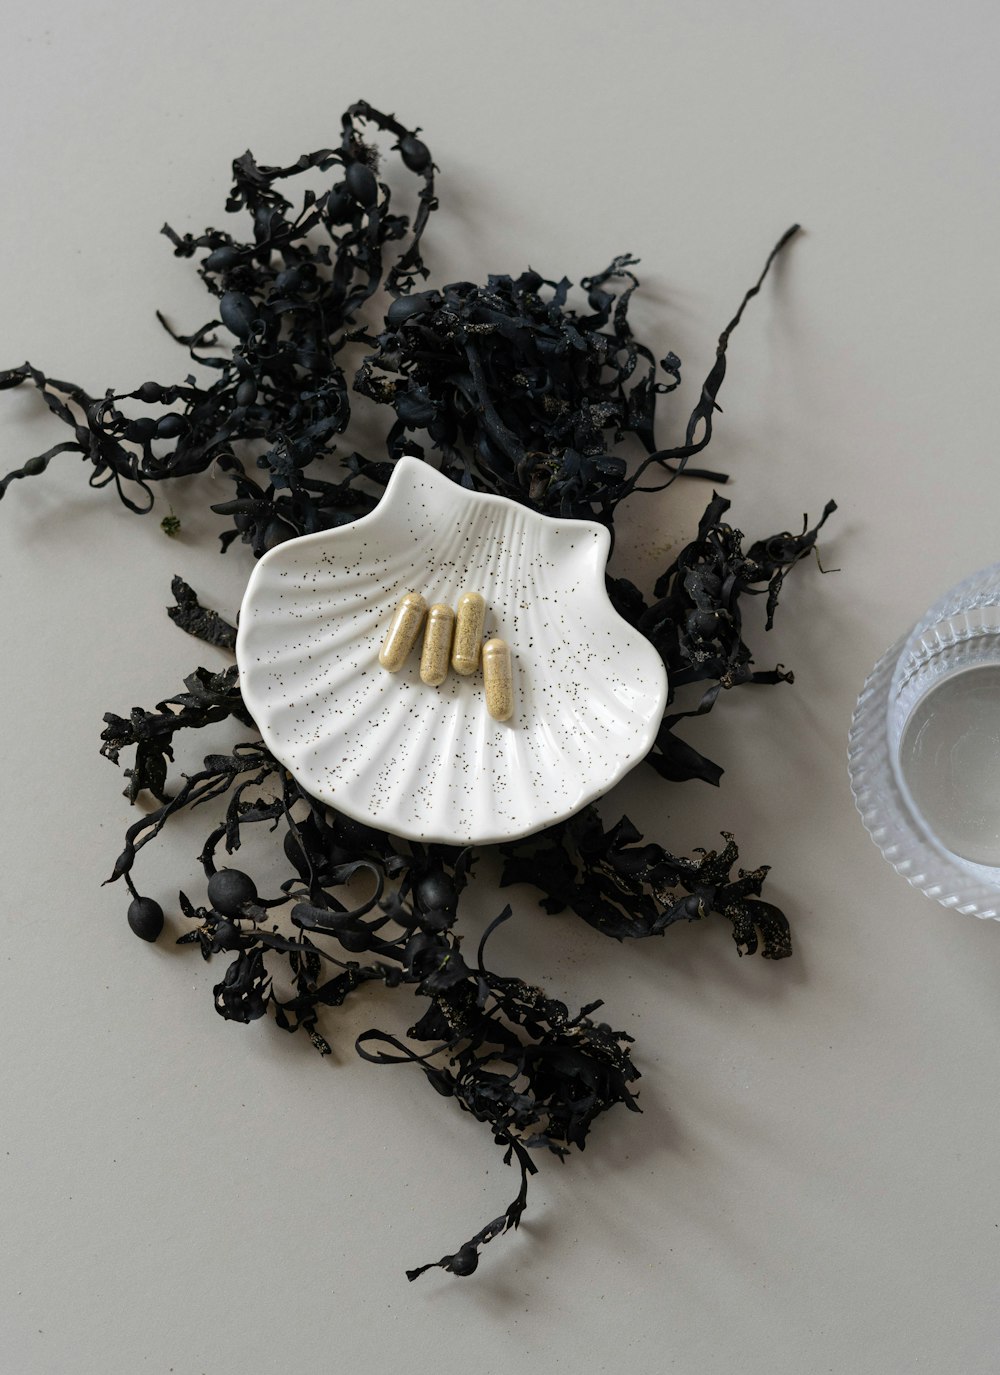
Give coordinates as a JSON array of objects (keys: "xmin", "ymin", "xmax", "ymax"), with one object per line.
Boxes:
[{"xmin": 236, "ymin": 455, "xmax": 668, "ymax": 845}]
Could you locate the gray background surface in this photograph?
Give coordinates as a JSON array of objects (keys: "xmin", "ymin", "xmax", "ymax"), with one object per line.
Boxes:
[{"xmin": 2, "ymin": 3, "xmax": 999, "ymax": 1372}]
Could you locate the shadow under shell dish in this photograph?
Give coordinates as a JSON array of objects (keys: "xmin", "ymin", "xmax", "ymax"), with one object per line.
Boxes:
[{"xmin": 236, "ymin": 455, "xmax": 669, "ymax": 845}]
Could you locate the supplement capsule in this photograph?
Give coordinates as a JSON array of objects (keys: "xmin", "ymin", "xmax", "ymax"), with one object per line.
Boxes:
[
  {"xmin": 451, "ymin": 592, "xmax": 486, "ymax": 676},
  {"xmin": 378, "ymin": 593, "xmax": 427, "ymax": 672},
  {"xmin": 482, "ymin": 637, "xmax": 514, "ymax": 722},
  {"xmin": 420, "ymin": 603, "xmax": 455, "ymax": 686}
]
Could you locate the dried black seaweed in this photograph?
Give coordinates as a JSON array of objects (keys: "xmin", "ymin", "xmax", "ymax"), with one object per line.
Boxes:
[
  {"xmin": 101, "ymin": 605, "xmax": 644, "ymax": 1278},
  {"xmin": 4, "ymin": 102, "xmax": 836, "ymax": 1280},
  {"xmin": 0, "ymin": 103, "xmax": 799, "ymax": 554},
  {"xmin": 0, "ymin": 100, "xmax": 436, "ymax": 547},
  {"xmin": 614, "ymin": 492, "xmax": 838, "ymax": 785},
  {"xmin": 502, "ymin": 813, "xmax": 792, "ymax": 958},
  {"xmin": 355, "ymin": 226, "xmax": 801, "ymax": 527}
]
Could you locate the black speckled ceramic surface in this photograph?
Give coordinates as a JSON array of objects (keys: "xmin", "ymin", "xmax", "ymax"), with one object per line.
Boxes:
[{"xmin": 235, "ymin": 455, "xmax": 668, "ymax": 844}]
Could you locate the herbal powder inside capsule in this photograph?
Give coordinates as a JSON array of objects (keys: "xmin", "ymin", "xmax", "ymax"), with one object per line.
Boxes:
[
  {"xmin": 420, "ymin": 602, "xmax": 455, "ymax": 686},
  {"xmin": 452, "ymin": 591, "xmax": 486, "ymax": 676},
  {"xmin": 483, "ymin": 637, "xmax": 514, "ymax": 721},
  {"xmin": 378, "ymin": 592, "xmax": 427, "ymax": 672}
]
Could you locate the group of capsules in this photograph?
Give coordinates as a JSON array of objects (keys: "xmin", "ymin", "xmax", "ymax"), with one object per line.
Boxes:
[{"xmin": 378, "ymin": 591, "xmax": 514, "ymax": 722}]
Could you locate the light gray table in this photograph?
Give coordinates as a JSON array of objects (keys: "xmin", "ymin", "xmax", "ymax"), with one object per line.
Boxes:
[{"xmin": 3, "ymin": 3, "xmax": 999, "ymax": 1372}]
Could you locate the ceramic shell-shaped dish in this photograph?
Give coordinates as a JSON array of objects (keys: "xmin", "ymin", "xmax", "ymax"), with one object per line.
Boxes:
[{"xmin": 236, "ymin": 455, "xmax": 668, "ymax": 845}]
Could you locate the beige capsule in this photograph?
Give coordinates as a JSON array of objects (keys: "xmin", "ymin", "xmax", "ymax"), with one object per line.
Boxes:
[
  {"xmin": 378, "ymin": 592, "xmax": 427, "ymax": 672},
  {"xmin": 482, "ymin": 637, "xmax": 514, "ymax": 722},
  {"xmin": 419, "ymin": 602, "xmax": 456, "ymax": 686},
  {"xmin": 451, "ymin": 591, "xmax": 486, "ymax": 676}
]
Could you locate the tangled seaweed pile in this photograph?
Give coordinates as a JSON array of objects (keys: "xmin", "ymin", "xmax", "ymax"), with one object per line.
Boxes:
[{"xmin": 0, "ymin": 100, "xmax": 834, "ymax": 1280}]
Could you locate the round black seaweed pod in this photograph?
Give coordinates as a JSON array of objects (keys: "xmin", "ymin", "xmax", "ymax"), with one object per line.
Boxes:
[
  {"xmin": 155, "ymin": 413, "xmax": 186, "ymax": 439},
  {"xmin": 218, "ymin": 290, "xmax": 259, "ymax": 340},
  {"xmin": 399, "ymin": 134, "xmax": 431, "ymax": 173},
  {"xmin": 207, "ymin": 868, "xmax": 258, "ymax": 917},
  {"xmin": 345, "ymin": 161, "xmax": 378, "ymax": 207},
  {"xmin": 202, "ymin": 245, "xmax": 242, "ymax": 273},
  {"xmin": 385, "ymin": 291, "xmax": 436, "ymax": 329},
  {"xmin": 126, "ymin": 417, "xmax": 157, "ymax": 443},
  {"xmin": 127, "ymin": 895, "xmax": 164, "ymax": 943},
  {"xmin": 449, "ymin": 1247, "xmax": 479, "ymax": 1277},
  {"xmin": 414, "ymin": 872, "xmax": 457, "ymax": 915}
]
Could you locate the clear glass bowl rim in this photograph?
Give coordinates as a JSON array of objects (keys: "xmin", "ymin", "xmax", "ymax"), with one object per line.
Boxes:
[{"xmin": 848, "ymin": 559, "xmax": 1000, "ymax": 920}]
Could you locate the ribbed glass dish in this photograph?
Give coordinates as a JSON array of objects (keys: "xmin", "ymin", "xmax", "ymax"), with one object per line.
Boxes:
[{"xmin": 849, "ymin": 561, "xmax": 1000, "ymax": 919}]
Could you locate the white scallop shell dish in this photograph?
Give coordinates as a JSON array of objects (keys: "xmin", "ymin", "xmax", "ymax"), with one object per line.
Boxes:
[{"xmin": 236, "ymin": 455, "xmax": 668, "ymax": 845}]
